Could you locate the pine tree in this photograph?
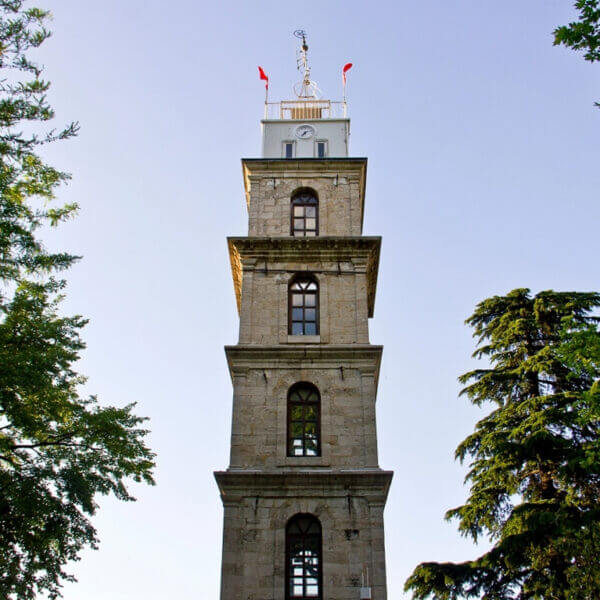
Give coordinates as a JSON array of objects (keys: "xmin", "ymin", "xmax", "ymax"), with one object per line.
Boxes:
[
  {"xmin": 405, "ymin": 288, "xmax": 600, "ymax": 600},
  {"xmin": 0, "ymin": 3, "xmax": 155, "ymax": 598}
]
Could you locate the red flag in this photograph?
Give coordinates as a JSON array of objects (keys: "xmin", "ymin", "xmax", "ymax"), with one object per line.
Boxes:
[
  {"xmin": 258, "ymin": 66, "xmax": 269, "ymax": 90},
  {"xmin": 342, "ymin": 63, "xmax": 353, "ymax": 85}
]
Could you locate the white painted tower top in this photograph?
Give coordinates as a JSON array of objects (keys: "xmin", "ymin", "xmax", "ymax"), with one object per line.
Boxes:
[{"xmin": 261, "ymin": 31, "xmax": 350, "ymax": 159}]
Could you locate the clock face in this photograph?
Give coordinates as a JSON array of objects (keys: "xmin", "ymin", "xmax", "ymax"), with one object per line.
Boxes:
[{"xmin": 295, "ymin": 124, "xmax": 316, "ymax": 139}]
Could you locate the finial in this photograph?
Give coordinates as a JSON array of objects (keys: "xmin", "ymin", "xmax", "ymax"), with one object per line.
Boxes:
[{"xmin": 293, "ymin": 29, "xmax": 320, "ymax": 99}]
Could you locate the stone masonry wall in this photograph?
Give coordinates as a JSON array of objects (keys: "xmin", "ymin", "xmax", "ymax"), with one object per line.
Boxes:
[
  {"xmin": 219, "ymin": 490, "xmax": 388, "ymax": 600},
  {"xmin": 228, "ymin": 364, "xmax": 379, "ymax": 470},
  {"xmin": 246, "ymin": 167, "xmax": 364, "ymax": 238},
  {"xmin": 238, "ymin": 263, "xmax": 370, "ymax": 346}
]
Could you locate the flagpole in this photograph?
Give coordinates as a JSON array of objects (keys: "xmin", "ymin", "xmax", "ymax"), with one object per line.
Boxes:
[
  {"xmin": 258, "ymin": 66, "xmax": 269, "ymax": 110},
  {"xmin": 342, "ymin": 63, "xmax": 352, "ymax": 106}
]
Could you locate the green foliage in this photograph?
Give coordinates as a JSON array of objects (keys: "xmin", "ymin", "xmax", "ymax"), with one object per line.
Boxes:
[
  {"xmin": 0, "ymin": 2, "xmax": 155, "ymax": 599},
  {"xmin": 554, "ymin": 1, "xmax": 600, "ymax": 63},
  {"xmin": 405, "ymin": 289, "xmax": 600, "ymax": 600},
  {"xmin": 554, "ymin": 1, "xmax": 600, "ymax": 107}
]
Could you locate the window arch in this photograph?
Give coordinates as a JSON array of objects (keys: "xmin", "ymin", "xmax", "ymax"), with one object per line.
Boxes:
[
  {"xmin": 287, "ymin": 383, "xmax": 321, "ymax": 457},
  {"xmin": 291, "ymin": 188, "xmax": 318, "ymax": 237},
  {"xmin": 286, "ymin": 514, "xmax": 322, "ymax": 600},
  {"xmin": 289, "ymin": 276, "xmax": 319, "ymax": 336}
]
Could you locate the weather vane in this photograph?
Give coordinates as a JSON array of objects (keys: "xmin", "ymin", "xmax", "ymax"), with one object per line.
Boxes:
[{"xmin": 293, "ymin": 29, "xmax": 321, "ymax": 99}]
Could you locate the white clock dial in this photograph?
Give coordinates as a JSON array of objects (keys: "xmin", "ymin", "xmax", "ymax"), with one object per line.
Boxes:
[{"xmin": 295, "ymin": 124, "xmax": 315, "ymax": 139}]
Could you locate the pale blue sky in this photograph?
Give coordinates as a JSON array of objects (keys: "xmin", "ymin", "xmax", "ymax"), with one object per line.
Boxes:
[{"xmin": 34, "ymin": 1, "xmax": 599, "ymax": 598}]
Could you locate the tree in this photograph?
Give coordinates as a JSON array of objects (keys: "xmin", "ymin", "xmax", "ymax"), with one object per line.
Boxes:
[
  {"xmin": 553, "ymin": 0, "xmax": 600, "ymax": 106},
  {"xmin": 405, "ymin": 289, "xmax": 600, "ymax": 600},
  {"xmin": 0, "ymin": 3, "xmax": 155, "ymax": 599}
]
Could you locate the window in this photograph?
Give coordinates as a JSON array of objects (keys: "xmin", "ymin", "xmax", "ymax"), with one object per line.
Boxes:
[
  {"xmin": 291, "ymin": 189, "xmax": 318, "ymax": 237},
  {"xmin": 284, "ymin": 142, "xmax": 295, "ymax": 159},
  {"xmin": 288, "ymin": 383, "xmax": 320, "ymax": 457},
  {"xmin": 289, "ymin": 277, "xmax": 318, "ymax": 335},
  {"xmin": 286, "ymin": 514, "xmax": 322, "ymax": 600},
  {"xmin": 316, "ymin": 141, "xmax": 327, "ymax": 158}
]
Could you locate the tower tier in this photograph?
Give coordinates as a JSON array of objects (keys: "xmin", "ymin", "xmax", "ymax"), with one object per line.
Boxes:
[
  {"xmin": 225, "ymin": 345, "xmax": 382, "ymax": 470},
  {"xmin": 215, "ymin": 471, "xmax": 392, "ymax": 600}
]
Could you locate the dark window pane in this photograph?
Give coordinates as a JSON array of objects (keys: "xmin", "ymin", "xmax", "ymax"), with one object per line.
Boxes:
[
  {"xmin": 287, "ymin": 384, "xmax": 321, "ymax": 458},
  {"xmin": 290, "ymin": 405, "xmax": 304, "ymax": 420},
  {"xmin": 287, "ymin": 516, "xmax": 321, "ymax": 599},
  {"xmin": 286, "ymin": 143, "xmax": 293, "ymax": 158},
  {"xmin": 291, "ymin": 190, "xmax": 318, "ymax": 237},
  {"xmin": 304, "ymin": 308, "xmax": 316, "ymax": 322},
  {"xmin": 292, "ymin": 322, "xmax": 303, "ymax": 335},
  {"xmin": 296, "ymin": 389, "xmax": 309, "ymax": 401},
  {"xmin": 304, "ymin": 422, "xmax": 316, "ymax": 436},
  {"xmin": 305, "ymin": 323, "xmax": 316, "ymax": 335},
  {"xmin": 292, "ymin": 308, "xmax": 304, "ymax": 320},
  {"xmin": 306, "ymin": 430, "xmax": 318, "ymax": 446},
  {"xmin": 304, "ymin": 405, "xmax": 317, "ymax": 420}
]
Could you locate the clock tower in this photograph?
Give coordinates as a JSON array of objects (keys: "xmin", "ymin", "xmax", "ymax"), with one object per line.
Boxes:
[{"xmin": 215, "ymin": 32, "xmax": 393, "ymax": 600}]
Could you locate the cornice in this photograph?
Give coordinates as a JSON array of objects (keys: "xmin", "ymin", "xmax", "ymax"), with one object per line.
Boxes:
[
  {"xmin": 225, "ymin": 342, "xmax": 382, "ymax": 362},
  {"xmin": 224, "ymin": 344, "xmax": 382, "ymax": 388},
  {"xmin": 260, "ymin": 119, "xmax": 351, "ymax": 125},
  {"xmin": 227, "ymin": 236, "xmax": 380, "ymax": 317},
  {"xmin": 242, "ymin": 157, "xmax": 367, "ymax": 169},
  {"xmin": 214, "ymin": 469, "xmax": 393, "ymax": 505}
]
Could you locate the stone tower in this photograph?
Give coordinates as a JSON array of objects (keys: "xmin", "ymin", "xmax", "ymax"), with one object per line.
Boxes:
[{"xmin": 215, "ymin": 34, "xmax": 393, "ymax": 600}]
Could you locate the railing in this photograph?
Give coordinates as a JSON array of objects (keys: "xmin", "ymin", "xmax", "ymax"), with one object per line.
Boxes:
[{"xmin": 263, "ymin": 99, "xmax": 347, "ymax": 120}]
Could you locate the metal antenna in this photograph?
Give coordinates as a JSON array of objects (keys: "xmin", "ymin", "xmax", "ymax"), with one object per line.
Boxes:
[{"xmin": 293, "ymin": 29, "xmax": 321, "ymax": 99}]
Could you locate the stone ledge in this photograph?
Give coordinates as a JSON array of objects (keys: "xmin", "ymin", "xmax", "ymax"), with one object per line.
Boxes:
[
  {"xmin": 214, "ymin": 469, "xmax": 393, "ymax": 505},
  {"xmin": 224, "ymin": 344, "xmax": 382, "ymax": 386}
]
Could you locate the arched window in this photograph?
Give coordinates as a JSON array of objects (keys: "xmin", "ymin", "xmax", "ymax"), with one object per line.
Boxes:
[
  {"xmin": 291, "ymin": 189, "xmax": 318, "ymax": 237},
  {"xmin": 289, "ymin": 277, "xmax": 318, "ymax": 336},
  {"xmin": 287, "ymin": 383, "xmax": 320, "ymax": 457},
  {"xmin": 286, "ymin": 514, "xmax": 322, "ymax": 600}
]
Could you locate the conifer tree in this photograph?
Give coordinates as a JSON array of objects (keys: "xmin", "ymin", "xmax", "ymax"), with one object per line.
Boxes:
[
  {"xmin": 0, "ymin": 3, "xmax": 155, "ymax": 599},
  {"xmin": 405, "ymin": 289, "xmax": 600, "ymax": 600}
]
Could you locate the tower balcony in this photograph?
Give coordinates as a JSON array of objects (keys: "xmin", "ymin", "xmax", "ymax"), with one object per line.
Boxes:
[{"xmin": 264, "ymin": 99, "xmax": 347, "ymax": 120}]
